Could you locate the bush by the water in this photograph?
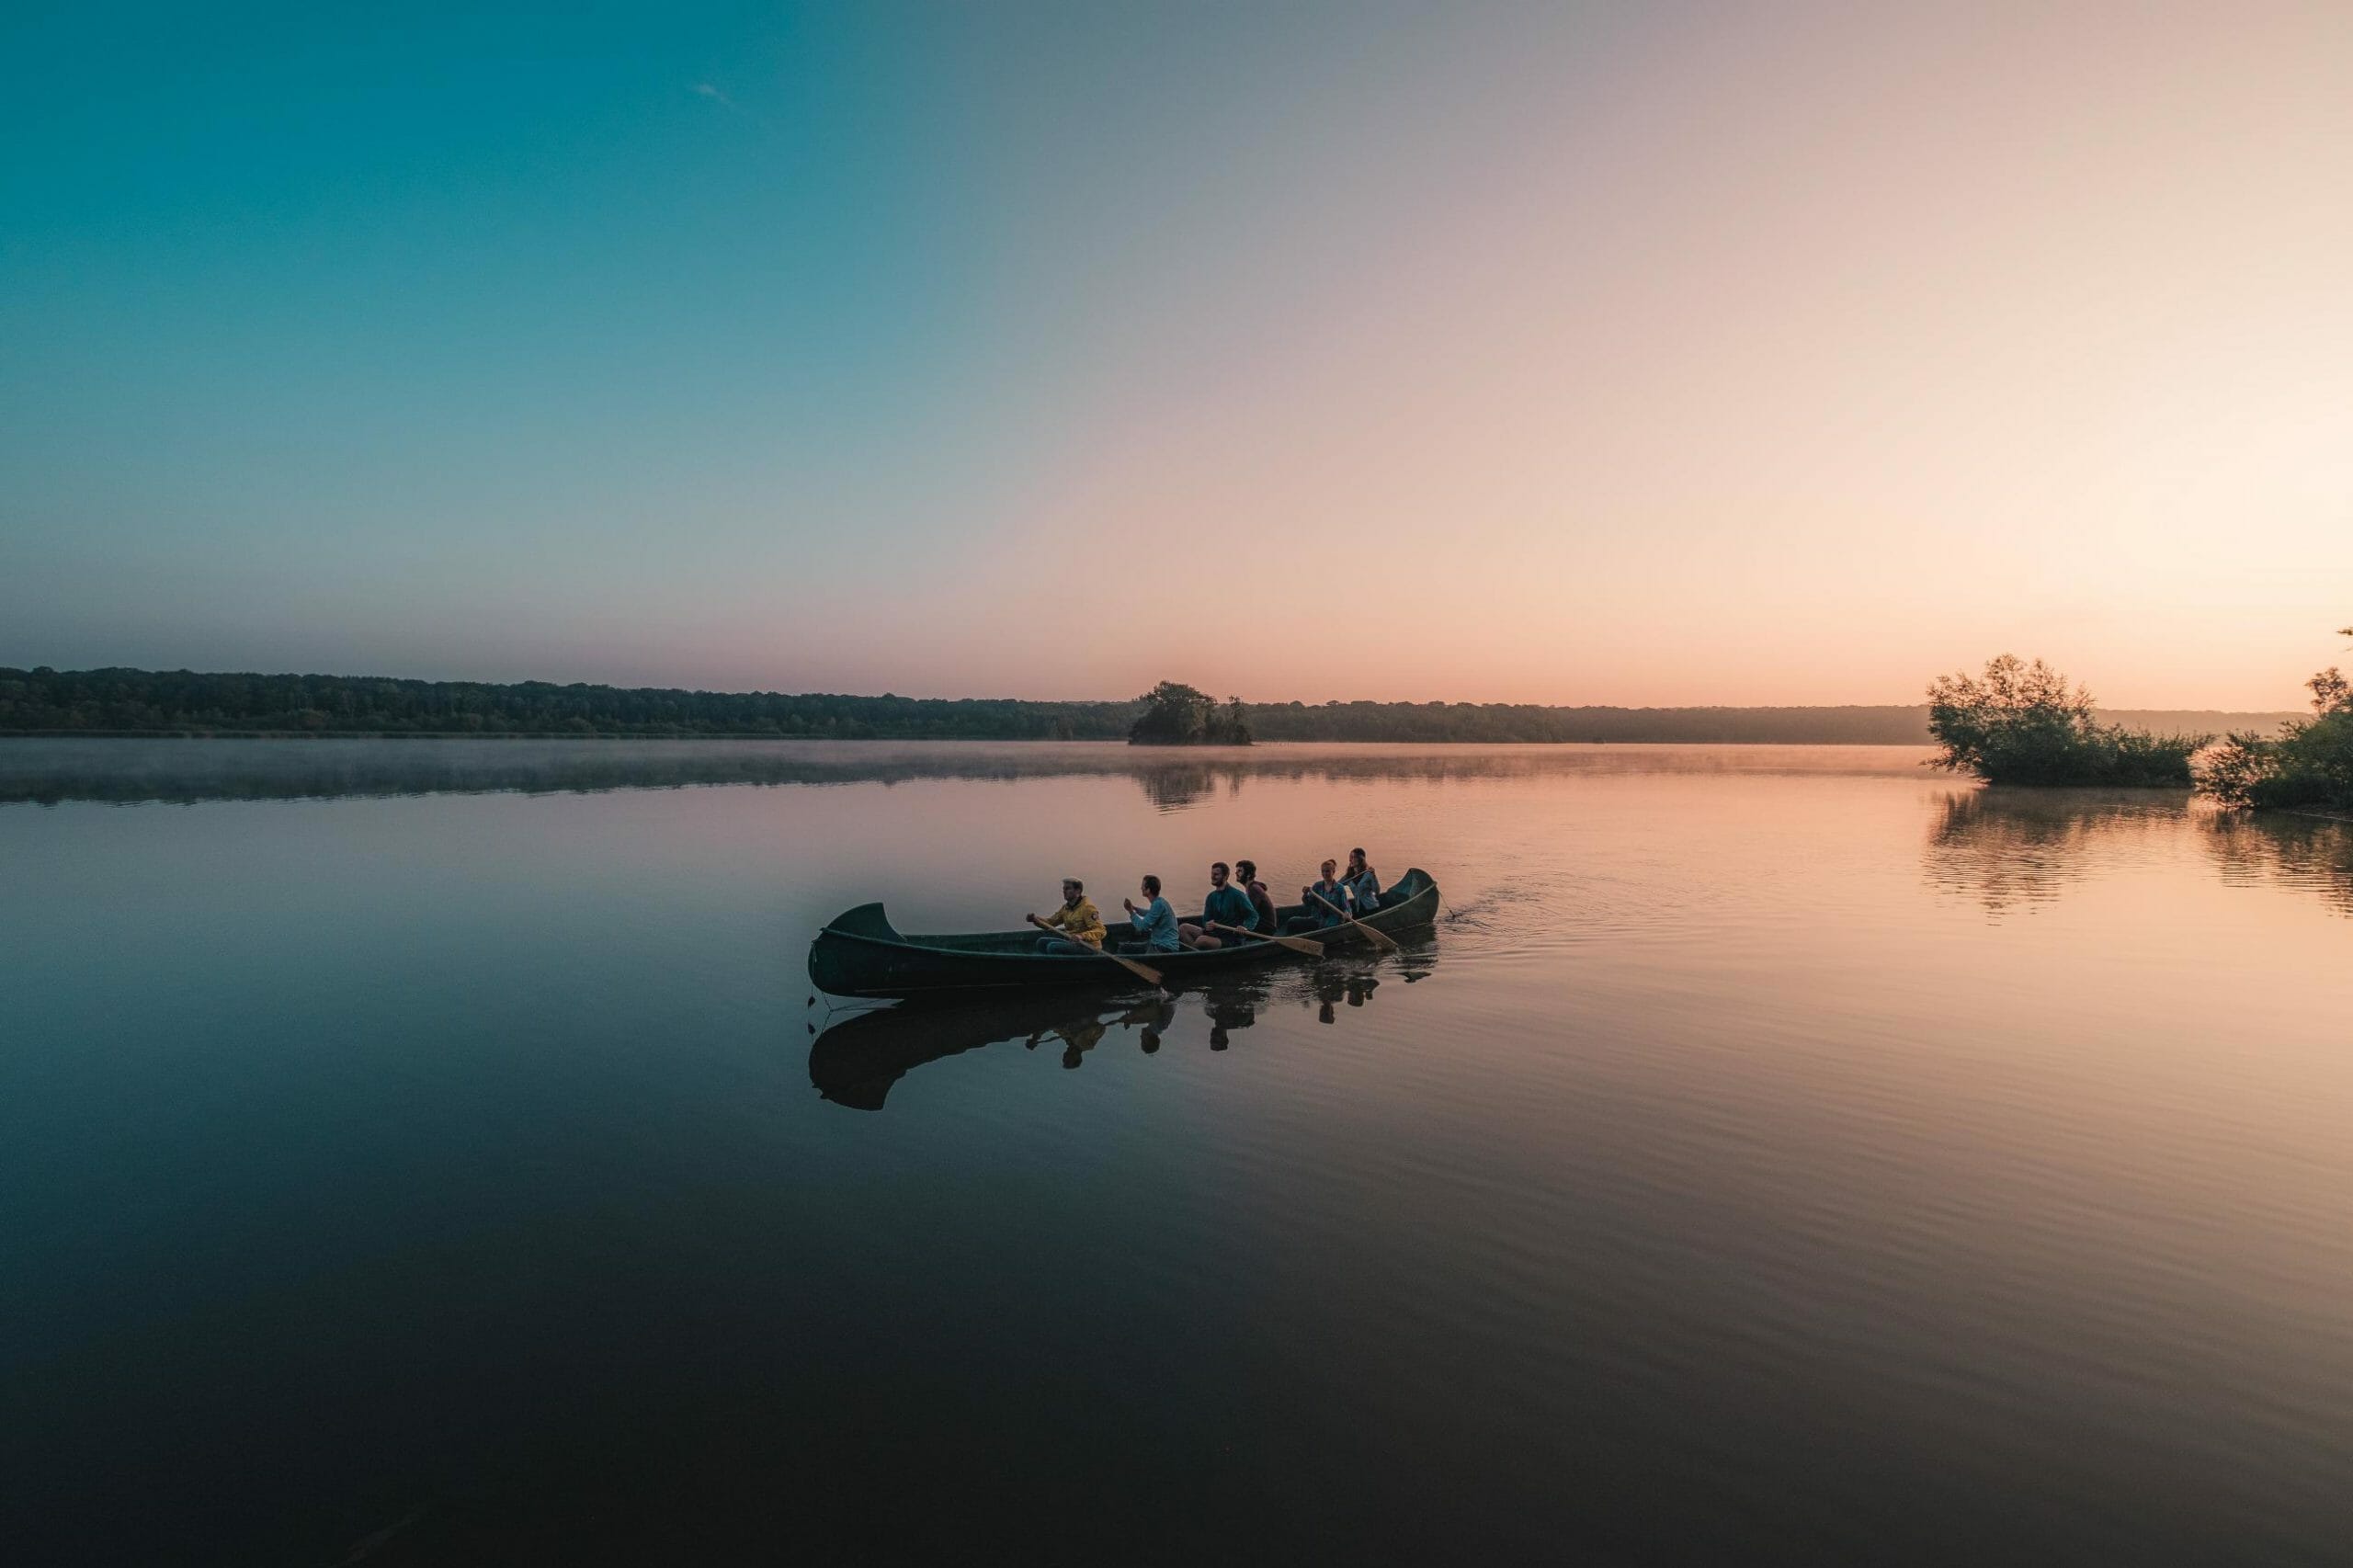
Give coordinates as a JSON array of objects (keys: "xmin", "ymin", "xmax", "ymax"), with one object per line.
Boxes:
[
  {"xmin": 1127, "ymin": 681, "xmax": 1252, "ymax": 745},
  {"xmin": 1927, "ymin": 655, "xmax": 2205, "ymax": 786},
  {"xmin": 2197, "ymin": 629, "xmax": 2353, "ymax": 814}
]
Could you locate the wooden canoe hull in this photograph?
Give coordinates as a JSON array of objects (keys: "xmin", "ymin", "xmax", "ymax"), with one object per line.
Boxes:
[{"xmin": 807, "ymin": 869, "xmax": 1439, "ymax": 998}]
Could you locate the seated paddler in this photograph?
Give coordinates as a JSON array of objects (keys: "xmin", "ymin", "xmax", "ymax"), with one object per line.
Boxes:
[
  {"xmin": 1179, "ymin": 860, "xmax": 1257, "ymax": 950},
  {"xmin": 1343, "ymin": 847, "xmax": 1382, "ymax": 915},
  {"xmin": 1234, "ymin": 859, "xmax": 1279, "ymax": 937},
  {"xmin": 1120, "ymin": 875, "xmax": 1181, "ymax": 954},
  {"xmin": 1290, "ymin": 858, "xmax": 1350, "ymax": 934},
  {"xmin": 1028, "ymin": 878, "xmax": 1106, "ymax": 955}
]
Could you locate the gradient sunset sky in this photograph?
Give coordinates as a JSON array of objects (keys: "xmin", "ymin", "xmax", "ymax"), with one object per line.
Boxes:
[{"xmin": 5, "ymin": 1, "xmax": 2347, "ymax": 707}]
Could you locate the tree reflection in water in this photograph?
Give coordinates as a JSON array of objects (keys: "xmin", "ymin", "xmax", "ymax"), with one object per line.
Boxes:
[
  {"xmin": 2200, "ymin": 811, "xmax": 2353, "ymax": 917},
  {"xmin": 1923, "ymin": 789, "xmax": 2188, "ymax": 915},
  {"xmin": 1134, "ymin": 765, "xmax": 1229, "ymax": 812},
  {"xmin": 1926, "ymin": 788, "xmax": 2353, "ymax": 918},
  {"xmin": 805, "ymin": 949, "xmax": 1427, "ymax": 1109}
]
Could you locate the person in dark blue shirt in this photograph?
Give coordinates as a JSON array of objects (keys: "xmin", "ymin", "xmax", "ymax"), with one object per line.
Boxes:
[
  {"xmin": 1180, "ymin": 861, "xmax": 1256, "ymax": 949},
  {"xmin": 1342, "ymin": 847, "xmax": 1382, "ymax": 915},
  {"xmin": 1233, "ymin": 859, "xmax": 1279, "ymax": 937}
]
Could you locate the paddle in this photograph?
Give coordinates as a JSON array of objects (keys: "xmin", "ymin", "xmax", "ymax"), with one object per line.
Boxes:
[
  {"xmin": 1027, "ymin": 915, "xmax": 1165, "ymax": 987},
  {"xmin": 1310, "ymin": 890, "xmax": 1402, "ymax": 953},
  {"xmin": 1210, "ymin": 921, "xmax": 1324, "ymax": 958}
]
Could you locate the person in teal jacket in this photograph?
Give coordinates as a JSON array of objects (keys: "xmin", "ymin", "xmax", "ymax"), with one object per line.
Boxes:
[
  {"xmin": 1179, "ymin": 861, "xmax": 1256, "ymax": 949},
  {"xmin": 1343, "ymin": 847, "xmax": 1382, "ymax": 915}
]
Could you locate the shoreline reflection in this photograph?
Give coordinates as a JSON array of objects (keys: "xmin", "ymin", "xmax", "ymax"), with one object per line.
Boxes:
[
  {"xmin": 0, "ymin": 736, "xmax": 1937, "ymax": 807},
  {"xmin": 1926, "ymin": 788, "xmax": 2353, "ymax": 918},
  {"xmin": 2201, "ymin": 811, "xmax": 2353, "ymax": 917},
  {"xmin": 1924, "ymin": 789, "xmax": 2188, "ymax": 915}
]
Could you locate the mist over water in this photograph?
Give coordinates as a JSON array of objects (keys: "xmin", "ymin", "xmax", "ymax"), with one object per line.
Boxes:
[{"xmin": 4, "ymin": 741, "xmax": 2348, "ymax": 1563}]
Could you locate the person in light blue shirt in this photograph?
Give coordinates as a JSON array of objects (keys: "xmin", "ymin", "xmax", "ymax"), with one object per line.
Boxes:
[
  {"xmin": 1289, "ymin": 858, "xmax": 1351, "ymax": 934},
  {"xmin": 1120, "ymin": 874, "xmax": 1180, "ymax": 954},
  {"xmin": 1343, "ymin": 847, "xmax": 1382, "ymax": 915}
]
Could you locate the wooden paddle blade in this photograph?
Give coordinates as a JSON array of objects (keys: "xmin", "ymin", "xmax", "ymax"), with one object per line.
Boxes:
[
  {"xmin": 1307, "ymin": 891, "xmax": 1401, "ymax": 952},
  {"xmin": 1211, "ymin": 920, "xmax": 1324, "ymax": 959},
  {"xmin": 1105, "ymin": 951, "xmax": 1164, "ymax": 985}
]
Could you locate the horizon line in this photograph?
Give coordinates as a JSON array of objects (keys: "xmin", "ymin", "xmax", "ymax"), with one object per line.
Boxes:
[{"xmin": 0, "ymin": 664, "xmax": 2307, "ymax": 719}]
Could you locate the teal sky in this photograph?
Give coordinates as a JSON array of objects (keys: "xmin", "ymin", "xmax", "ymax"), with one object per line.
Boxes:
[{"xmin": 6, "ymin": 3, "xmax": 2348, "ymax": 706}]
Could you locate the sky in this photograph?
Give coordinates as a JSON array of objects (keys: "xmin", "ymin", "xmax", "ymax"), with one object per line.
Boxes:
[{"xmin": 4, "ymin": 0, "xmax": 2348, "ymax": 708}]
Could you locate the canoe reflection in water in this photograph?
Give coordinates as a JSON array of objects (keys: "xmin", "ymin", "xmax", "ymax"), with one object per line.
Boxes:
[{"xmin": 807, "ymin": 935, "xmax": 1437, "ymax": 1109}]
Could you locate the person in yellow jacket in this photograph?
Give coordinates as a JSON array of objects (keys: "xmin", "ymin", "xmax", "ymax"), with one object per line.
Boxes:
[{"xmin": 1028, "ymin": 879, "xmax": 1107, "ymax": 954}]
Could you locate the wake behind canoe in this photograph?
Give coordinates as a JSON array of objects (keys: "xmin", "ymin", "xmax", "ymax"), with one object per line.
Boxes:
[{"xmin": 807, "ymin": 868, "xmax": 1438, "ymax": 999}]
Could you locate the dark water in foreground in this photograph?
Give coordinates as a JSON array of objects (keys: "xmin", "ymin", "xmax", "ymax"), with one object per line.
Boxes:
[{"xmin": 4, "ymin": 740, "xmax": 2350, "ymax": 1565}]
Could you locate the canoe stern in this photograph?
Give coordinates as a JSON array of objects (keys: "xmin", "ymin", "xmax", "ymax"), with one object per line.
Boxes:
[{"xmin": 807, "ymin": 903, "xmax": 905, "ymax": 995}]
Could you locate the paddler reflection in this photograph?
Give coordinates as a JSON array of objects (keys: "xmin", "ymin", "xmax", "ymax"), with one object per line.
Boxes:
[
  {"xmin": 1310, "ymin": 967, "xmax": 1381, "ymax": 1025},
  {"xmin": 806, "ymin": 956, "xmax": 1426, "ymax": 1110}
]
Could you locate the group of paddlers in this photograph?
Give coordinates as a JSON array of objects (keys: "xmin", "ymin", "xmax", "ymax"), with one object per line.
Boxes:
[{"xmin": 1026, "ymin": 849, "xmax": 1384, "ymax": 957}]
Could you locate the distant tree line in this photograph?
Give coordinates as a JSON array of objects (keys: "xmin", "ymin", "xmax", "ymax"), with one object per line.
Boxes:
[
  {"xmin": 1248, "ymin": 700, "xmax": 1939, "ymax": 744},
  {"xmin": 0, "ymin": 667, "xmax": 1138, "ymax": 740},
  {"xmin": 0, "ymin": 665, "xmax": 2300, "ymax": 745}
]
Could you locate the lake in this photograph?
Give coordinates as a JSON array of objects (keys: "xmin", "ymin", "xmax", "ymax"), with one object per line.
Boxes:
[{"xmin": 4, "ymin": 739, "xmax": 2349, "ymax": 1564}]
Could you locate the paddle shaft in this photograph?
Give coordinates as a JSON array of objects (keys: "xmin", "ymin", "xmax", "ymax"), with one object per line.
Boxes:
[
  {"xmin": 1210, "ymin": 921, "xmax": 1323, "ymax": 957},
  {"xmin": 1310, "ymin": 890, "xmax": 1402, "ymax": 952},
  {"xmin": 1029, "ymin": 915, "xmax": 1164, "ymax": 986}
]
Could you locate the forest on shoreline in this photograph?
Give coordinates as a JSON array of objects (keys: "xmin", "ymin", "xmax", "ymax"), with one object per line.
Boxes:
[
  {"xmin": 0, "ymin": 666, "xmax": 2295, "ymax": 744},
  {"xmin": 0, "ymin": 664, "xmax": 2278, "ymax": 744}
]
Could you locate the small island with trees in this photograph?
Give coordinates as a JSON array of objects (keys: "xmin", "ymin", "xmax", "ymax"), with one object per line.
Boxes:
[
  {"xmin": 1926, "ymin": 654, "xmax": 2208, "ymax": 787},
  {"xmin": 1927, "ymin": 625, "xmax": 2352, "ymax": 816},
  {"xmin": 1126, "ymin": 682, "xmax": 1253, "ymax": 746}
]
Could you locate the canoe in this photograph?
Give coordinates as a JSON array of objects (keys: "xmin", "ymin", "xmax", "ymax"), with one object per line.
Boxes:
[{"xmin": 806, "ymin": 867, "xmax": 1439, "ymax": 998}]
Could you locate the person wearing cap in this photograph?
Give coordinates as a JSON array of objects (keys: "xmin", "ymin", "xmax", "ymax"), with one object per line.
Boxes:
[{"xmin": 1029, "ymin": 878, "xmax": 1106, "ymax": 954}]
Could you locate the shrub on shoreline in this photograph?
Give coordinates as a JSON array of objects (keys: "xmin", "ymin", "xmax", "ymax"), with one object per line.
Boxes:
[
  {"xmin": 1927, "ymin": 655, "xmax": 2205, "ymax": 787},
  {"xmin": 2197, "ymin": 628, "xmax": 2353, "ymax": 813}
]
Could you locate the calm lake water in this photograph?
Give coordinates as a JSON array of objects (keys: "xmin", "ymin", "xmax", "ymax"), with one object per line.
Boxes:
[{"xmin": 5, "ymin": 739, "xmax": 2350, "ymax": 1564}]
